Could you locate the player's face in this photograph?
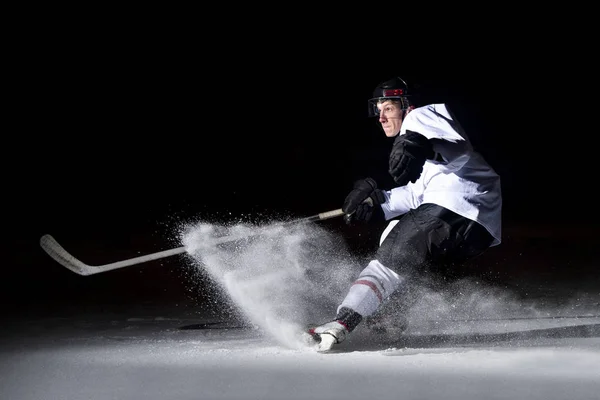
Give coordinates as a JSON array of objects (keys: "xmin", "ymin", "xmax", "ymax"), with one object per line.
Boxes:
[{"xmin": 377, "ymin": 100, "xmax": 403, "ymax": 137}]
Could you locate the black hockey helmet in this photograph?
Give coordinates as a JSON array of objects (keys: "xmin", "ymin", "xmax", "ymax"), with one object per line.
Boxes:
[{"xmin": 367, "ymin": 76, "xmax": 412, "ymax": 117}]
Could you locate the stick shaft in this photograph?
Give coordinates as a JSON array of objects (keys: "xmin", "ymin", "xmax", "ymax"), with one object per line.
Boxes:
[{"xmin": 40, "ymin": 208, "xmax": 345, "ymax": 276}]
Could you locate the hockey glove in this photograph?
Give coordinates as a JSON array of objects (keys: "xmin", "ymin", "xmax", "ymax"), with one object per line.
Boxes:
[
  {"xmin": 342, "ymin": 177, "xmax": 386, "ymax": 224},
  {"xmin": 389, "ymin": 130, "xmax": 434, "ymax": 186}
]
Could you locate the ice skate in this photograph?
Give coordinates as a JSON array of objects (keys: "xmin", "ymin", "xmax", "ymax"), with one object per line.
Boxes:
[
  {"xmin": 365, "ymin": 313, "xmax": 409, "ymax": 336},
  {"xmin": 307, "ymin": 321, "xmax": 348, "ymax": 352},
  {"xmin": 364, "ymin": 288, "xmax": 415, "ymax": 336}
]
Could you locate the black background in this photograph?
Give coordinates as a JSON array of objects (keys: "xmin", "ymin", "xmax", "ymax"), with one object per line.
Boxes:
[{"xmin": 4, "ymin": 24, "xmax": 599, "ymax": 319}]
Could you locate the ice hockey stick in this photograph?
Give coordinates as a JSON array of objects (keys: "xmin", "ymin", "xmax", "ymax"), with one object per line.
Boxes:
[{"xmin": 40, "ymin": 208, "xmax": 345, "ymax": 276}]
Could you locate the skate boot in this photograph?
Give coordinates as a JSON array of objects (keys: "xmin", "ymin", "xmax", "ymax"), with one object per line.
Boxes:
[
  {"xmin": 307, "ymin": 321, "xmax": 348, "ymax": 352},
  {"xmin": 364, "ymin": 289, "xmax": 414, "ymax": 336},
  {"xmin": 307, "ymin": 307, "xmax": 362, "ymax": 352},
  {"xmin": 365, "ymin": 313, "xmax": 409, "ymax": 335}
]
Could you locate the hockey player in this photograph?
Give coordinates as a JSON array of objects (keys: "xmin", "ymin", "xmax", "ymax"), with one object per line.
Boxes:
[{"xmin": 308, "ymin": 77, "xmax": 502, "ymax": 351}]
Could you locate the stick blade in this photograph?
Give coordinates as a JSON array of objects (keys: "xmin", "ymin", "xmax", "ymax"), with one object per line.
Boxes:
[{"xmin": 39, "ymin": 234, "xmax": 94, "ymax": 276}]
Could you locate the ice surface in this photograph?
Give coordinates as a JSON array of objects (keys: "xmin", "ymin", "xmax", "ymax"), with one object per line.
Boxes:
[
  {"xmin": 4, "ymin": 220, "xmax": 599, "ymax": 399},
  {"xmin": 2, "ymin": 311, "xmax": 600, "ymax": 400}
]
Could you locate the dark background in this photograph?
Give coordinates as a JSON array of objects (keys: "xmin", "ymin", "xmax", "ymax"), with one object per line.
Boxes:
[{"xmin": 4, "ymin": 28, "xmax": 599, "ymax": 320}]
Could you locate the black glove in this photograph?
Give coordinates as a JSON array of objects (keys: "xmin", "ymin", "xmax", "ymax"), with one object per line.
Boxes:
[
  {"xmin": 342, "ymin": 177, "xmax": 386, "ymax": 224},
  {"xmin": 389, "ymin": 130, "xmax": 434, "ymax": 186}
]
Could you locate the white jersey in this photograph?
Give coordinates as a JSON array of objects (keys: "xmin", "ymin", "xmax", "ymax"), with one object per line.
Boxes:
[{"xmin": 380, "ymin": 103, "xmax": 502, "ymax": 246}]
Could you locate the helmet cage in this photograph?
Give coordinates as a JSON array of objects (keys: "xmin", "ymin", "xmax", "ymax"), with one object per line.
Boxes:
[{"xmin": 367, "ymin": 95, "xmax": 411, "ymax": 118}]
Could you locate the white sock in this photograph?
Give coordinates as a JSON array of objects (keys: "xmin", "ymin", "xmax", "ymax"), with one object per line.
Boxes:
[{"xmin": 337, "ymin": 259, "xmax": 404, "ymax": 317}]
